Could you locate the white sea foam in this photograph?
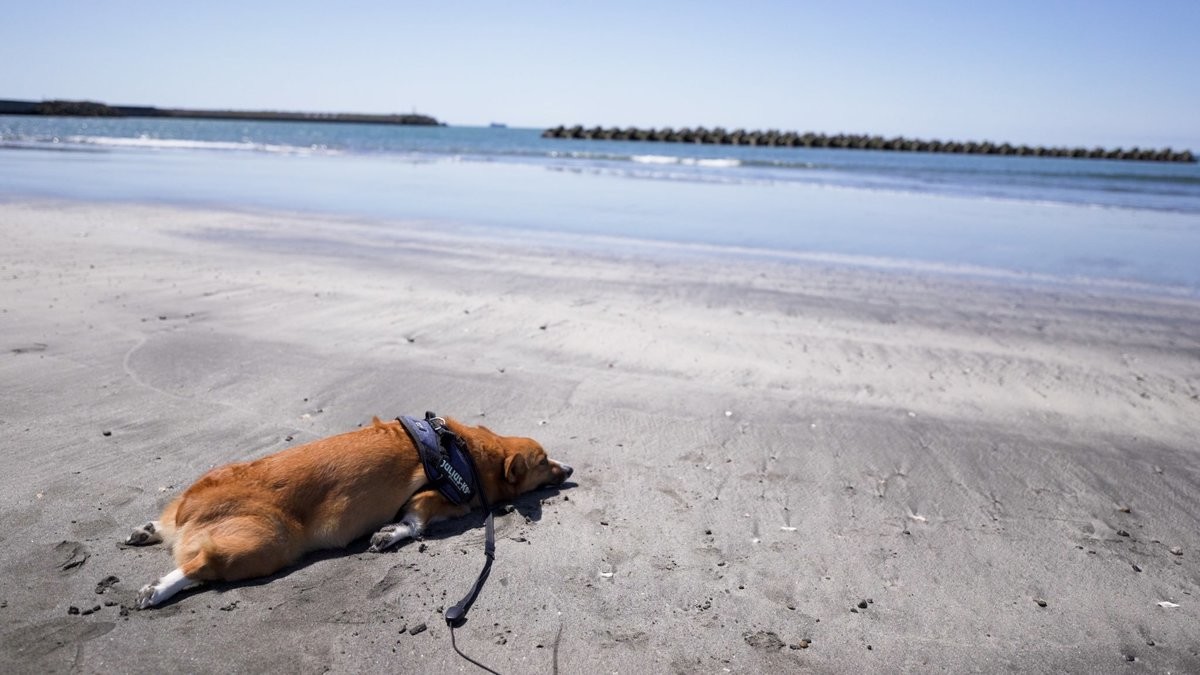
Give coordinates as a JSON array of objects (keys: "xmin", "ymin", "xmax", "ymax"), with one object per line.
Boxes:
[
  {"xmin": 58, "ymin": 135, "xmax": 335, "ymax": 155},
  {"xmin": 631, "ymin": 154, "xmax": 741, "ymax": 168}
]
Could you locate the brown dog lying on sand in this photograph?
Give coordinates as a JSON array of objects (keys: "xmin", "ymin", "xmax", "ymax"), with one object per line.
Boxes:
[{"xmin": 125, "ymin": 416, "xmax": 572, "ymax": 608}]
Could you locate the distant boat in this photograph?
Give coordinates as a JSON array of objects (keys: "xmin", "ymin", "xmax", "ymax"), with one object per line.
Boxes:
[{"xmin": 489, "ymin": 122, "xmax": 507, "ymax": 128}]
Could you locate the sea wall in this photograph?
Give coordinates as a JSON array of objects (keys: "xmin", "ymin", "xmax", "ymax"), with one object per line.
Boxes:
[
  {"xmin": 0, "ymin": 99, "xmax": 442, "ymax": 126},
  {"xmin": 542, "ymin": 125, "xmax": 1195, "ymax": 163}
]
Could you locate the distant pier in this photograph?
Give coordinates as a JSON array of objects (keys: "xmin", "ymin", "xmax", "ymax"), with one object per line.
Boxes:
[
  {"xmin": 0, "ymin": 99, "xmax": 442, "ymax": 126},
  {"xmin": 542, "ymin": 125, "xmax": 1195, "ymax": 163}
]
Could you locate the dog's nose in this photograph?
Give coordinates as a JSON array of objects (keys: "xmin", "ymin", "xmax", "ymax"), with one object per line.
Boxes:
[{"xmin": 560, "ymin": 462, "xmax": 574, "ymax": 479}]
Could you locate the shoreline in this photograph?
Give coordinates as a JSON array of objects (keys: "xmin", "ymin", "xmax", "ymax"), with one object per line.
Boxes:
[
  {"xmin": 7, "ymin": 194, "xmax": 1200, "ymax": 302},
  {"xmin": 1, "ymin": 200, "xmax": 1198, "ymax": 671}
]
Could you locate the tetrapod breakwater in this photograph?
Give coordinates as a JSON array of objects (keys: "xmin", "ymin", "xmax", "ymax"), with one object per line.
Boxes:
[{"xmin": 541, "ymin": 125, "xmax": 1195, "ymax": 163}]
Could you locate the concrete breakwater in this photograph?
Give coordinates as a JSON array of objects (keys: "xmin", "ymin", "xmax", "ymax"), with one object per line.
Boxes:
[
  {"xmin": 542, "ymin": 125, "xmax": 1195, "ymax": 163},
  {"xmin": 0, "ymin": 98, "xmax": 442, "ymax": 126}
]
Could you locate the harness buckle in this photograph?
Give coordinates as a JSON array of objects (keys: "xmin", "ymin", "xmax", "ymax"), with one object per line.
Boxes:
[{"xmin": 425, "ymin": 411, "xmax": 448, "ymax": 430}]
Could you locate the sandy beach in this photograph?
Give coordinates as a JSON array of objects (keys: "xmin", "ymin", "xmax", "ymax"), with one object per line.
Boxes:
[{"xmin": 1, "ymin": 199, "xmax": 1198, "ymax": 672}]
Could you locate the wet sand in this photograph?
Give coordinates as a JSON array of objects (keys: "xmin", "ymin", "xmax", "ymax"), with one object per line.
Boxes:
[{"xmin": 1, "ymin": 200, "xmax": 1198, "ymax": 672}]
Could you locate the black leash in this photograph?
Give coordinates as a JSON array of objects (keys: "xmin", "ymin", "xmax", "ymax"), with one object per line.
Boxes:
[
  {"xmin": 450, "ymin": 611, "xmax": 502, "ymax": 675},
  {"xmin": 424, "ymin": 413, "xmax": 502, "ymax": 675}
]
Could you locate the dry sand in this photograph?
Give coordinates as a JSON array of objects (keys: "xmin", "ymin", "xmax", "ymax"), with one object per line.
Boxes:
[{"xmin": 1, "ymin": 200, "xmax": 1198, "ymax": 673}]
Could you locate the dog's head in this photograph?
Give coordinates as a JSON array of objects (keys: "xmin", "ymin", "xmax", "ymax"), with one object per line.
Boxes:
[{"xmin": 447, "ymin": 419, "xmax": 573, "ymax": 500}]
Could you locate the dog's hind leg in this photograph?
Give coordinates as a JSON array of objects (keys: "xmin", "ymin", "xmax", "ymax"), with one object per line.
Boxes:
[
  {"xmin": 138, "ymin": 515, "xmax": 299, "ymax": 609},
  {"xmin": 125, "ymin": 521, "xmax": 163, "ymax": 546},
  {"xmin": 125, "ymin": 497, "xmax": 181, "ymax": 546},
  {"xmin": 136, "ymin": 566, "xmax": 194, "ymax": 609}
]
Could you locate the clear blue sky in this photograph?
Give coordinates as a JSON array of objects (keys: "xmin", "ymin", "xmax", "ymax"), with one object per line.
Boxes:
[{"xmin": 3, "ymin": 1, "xmax": 1197, "ymax": 148}]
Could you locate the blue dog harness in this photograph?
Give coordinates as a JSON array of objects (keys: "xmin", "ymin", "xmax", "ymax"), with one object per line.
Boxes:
[{"xmin": 396, "ymin": 413, "xmax": 480, "ymax": 507}]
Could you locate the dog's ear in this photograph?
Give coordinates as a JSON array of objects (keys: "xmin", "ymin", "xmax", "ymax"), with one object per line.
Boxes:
[{"xmin": 504, "ymin": 454, "xmax": 527, "ymax": 484}]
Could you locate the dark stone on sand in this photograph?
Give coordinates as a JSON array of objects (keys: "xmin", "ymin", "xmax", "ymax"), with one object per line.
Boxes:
[
  {"xmin": 1035, "ymin": 598, "xmax": 1047, "ymax": 607},
  {"xmin": 409, "ymin": 623, "xmax": 427, "ymax": 635},
  {"xmin": 102, "ymin": 430, "xmax": 112, "ymax": 437},
  {"xmin": 858, "ymin": 600, "xmax": 868, "ymax": 609},
  {"xmin": 744, "ymin": 630, "xmax": 785, "ymax": 650},
  {"xmin": 1125, "ymin": 654, "xmax": 1136, "ymax": 662},
  {"xmin": 81, "ymin": 605, "xmax": 101, "ymax": 615},
  {"xmin": 1147, "ymin": 639, "xmax": 1155, "ymax": 646},
  {"xmin": 68, "ymin": 606, "xmax": 80, "ymax": 615},
  {"xmin": 1169, "ymin": 546, "xmax": 1183, "ymax": 556},
  {"xmin": 867, "ymin": 645, "xmax": 873, "ymax": 650},
  {"xmin": 1132, "ymin": 564, "xmax": 1142, "ymax": 572},
  {"xmin": 789, "ymin": 638, "xmax": 811, "ymax": 649},
  {"xmin": 1117, "ymin": 529, "xmax": 1130, "ymax": 537},
  {"xmin": 850, "ymin": 608, "xmax": 858, "ymax": 613},
  {"xmin": 95, "ymin": 575, "xmax": 119, "ymax": 594}
]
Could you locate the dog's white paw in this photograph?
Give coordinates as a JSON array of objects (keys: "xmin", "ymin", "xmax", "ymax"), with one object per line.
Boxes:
[
  {"xmin": 125, "ymin": 521, "xmax": 162, "ymax": 546},
  {"xmin": 368, "ymin": 523, "xmax": 414, "ymax": 553},
  {"xmin": 136, "ymin": 583, "xmax": 161, "ymax": 609},
  {"xmin": 135, "ymin": 568, "xmax": 190, "ymax": 609}
]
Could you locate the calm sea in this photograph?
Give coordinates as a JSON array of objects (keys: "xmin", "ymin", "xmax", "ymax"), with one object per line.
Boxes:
[{"xmin": 3, "ymin": 116, "xmax": 1199, "ymax": 291}]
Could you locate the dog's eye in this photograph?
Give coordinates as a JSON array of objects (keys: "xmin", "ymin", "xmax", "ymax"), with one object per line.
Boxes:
[{"xmin": 539, "ymin": 457, "xmax": 549, "ymax": 466}]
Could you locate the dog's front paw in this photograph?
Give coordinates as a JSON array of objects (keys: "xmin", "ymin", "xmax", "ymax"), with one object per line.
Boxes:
[
  {"xmin": 368, "ymin": 523, "xmax": 412, "ymax": 553},
  {"xmin": 125, "ymin": 521, "xmax": 162, "ymax": 546}
]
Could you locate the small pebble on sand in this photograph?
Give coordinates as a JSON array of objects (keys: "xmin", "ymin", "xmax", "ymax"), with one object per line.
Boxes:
[
  {"xmin": 1169, "ymin": 546, "xmax": 1183, "ymax": 556},
  {"xmin": 1035, "ymin": 598, "xmax": 1047, "ymax": 608}
]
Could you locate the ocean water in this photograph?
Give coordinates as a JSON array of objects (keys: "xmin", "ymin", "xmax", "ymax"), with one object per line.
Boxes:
[{"xmin": 3, "ymin": 116, "xmax": 1199, "ymax": 291}]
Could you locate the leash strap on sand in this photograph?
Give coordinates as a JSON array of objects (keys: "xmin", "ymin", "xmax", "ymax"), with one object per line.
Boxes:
[
  {"xmin": 424, "ymin": 412, "xmax": 502, "ymax": 674},
  {"xmin": 451, "ymin": 616, "xmax": 502, "ymax": 675},
  {"xmin": 447, "ymin": 510, "xmax": 500, "ymax": 675}
]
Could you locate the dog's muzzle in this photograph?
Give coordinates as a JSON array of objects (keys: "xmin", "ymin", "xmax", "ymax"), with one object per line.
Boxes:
[{"xmin": 553, "ymin": 460, "xmax": 574, "ymax": 481}]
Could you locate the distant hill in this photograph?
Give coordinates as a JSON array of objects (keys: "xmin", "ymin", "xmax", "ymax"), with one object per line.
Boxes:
[{"xmin": 0, "ymin": 98, "xmax": 443, "ymax": 126}]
